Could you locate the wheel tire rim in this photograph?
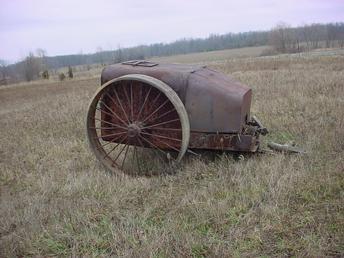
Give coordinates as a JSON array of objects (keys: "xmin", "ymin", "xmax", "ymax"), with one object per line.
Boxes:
[{"xmin": 86, "ymin": 74, "xmax": 190, "ymax": 175}]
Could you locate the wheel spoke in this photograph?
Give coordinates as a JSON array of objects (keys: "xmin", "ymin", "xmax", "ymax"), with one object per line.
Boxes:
[
  {"xmin": 112, "ymin": 142, "xmax": 128, "ymax": 167},
  {"xmin": 94, "ymin": 131, "xmax": 126, "ymax": 140},
  {"xmin": 141, "ymin": 99, "xmax": 170, "ymax": 123},
  {"xmin": 136, "ymin": 134, "xmax": 144, "ymax": 148},
  {"xmin": 138, "ymin": 135, "xmax": 171, "ymax": 166},
  {"xmin": 103, "ymin": 135, "xmax": 127, "ymax": 160},
  {"xmin": 89, "ymin": 126, "xmax": 120, "ymax": 130},
  {"xmin": 98, "ymin": 100, "xmax": 128, "ymax": 126},
  {"xmin": 122, "ymin": 84, "xmax": 131, "ymax": 121},
  {"xmin": 148, "ymin": 108, "xmax": 177, "ymax": 124},
  {"xmin": 139, "ymin": 134, "xmax": 172, "ymax": 159},
  {"xmin": 94, "ymin": 118, "xmax": 127, "ymax": 130},
  {"xmin": 141, "ymin": 118, "xmax": 180, "ymax": 129},
  {"xmin": 187, "ymin": 149, "xmax": 199, "ymax": 156},
  {"xmin": 142, "ymin": 91, "xmax": 162, "ymax": 121},
  {"xmin": 133, "ymin": 145, "xmax": 141, "ymax": 175},
  {"xmin": 137, "ymin": 83, "xmax": 142, "ymax": 120},
  {"xmin": 153, "ymin": 138, "xmax": 181, "ymax": 153},
  {"xmin": 140, "ymin": 131, "xmax": 182, "ymax": 142},
  {"xmin": 136, "ymin": 86, "xmax": 152, "ymax": 121},
  {"xmin": 96, "ymin": 134, "xmax": 125, "ymax": 150},
  {"xmin": 130, "ymin": 82, "xmax": 134, "ymax": 121},
  {"xmin": 121, "ymin": 144, "xmax": 130, "ymax": 169},
  {"xmin": 109, "ymin": 88, "xmax": 130, "ymax": 124},
  {"xmin": 149, "ymin": 127, "xmax": 181, "ymax": 132},
  {"xmin": 95, "ymin": 105, "xmax": 116, "ymax": 119}
]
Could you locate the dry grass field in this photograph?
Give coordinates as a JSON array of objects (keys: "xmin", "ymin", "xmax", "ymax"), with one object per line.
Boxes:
[
  {"xmin": 0, "ymin": 48, "xmax": 343, "ymax": 257},
  {"xmin": 151, "ymin": 46, "xmax": 267, "ymax": 64}
]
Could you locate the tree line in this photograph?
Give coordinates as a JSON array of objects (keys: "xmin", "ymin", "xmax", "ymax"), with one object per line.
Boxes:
[
  {"xmin": 1, "ymin": 22, "xmax": 343, "ymax": 84},
  {"xmin": 269, "ymin": 22, "xmax": 344, "ymax": 53}
]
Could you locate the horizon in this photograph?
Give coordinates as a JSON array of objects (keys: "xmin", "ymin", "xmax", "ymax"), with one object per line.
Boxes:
[{"xmin": 1, "ymin": 0, "xmax": 344, "ymax": 63}]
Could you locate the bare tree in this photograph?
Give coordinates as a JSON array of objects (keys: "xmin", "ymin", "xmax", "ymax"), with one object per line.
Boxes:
[
  {"xmin": 0, "ymin": 59, "xmax": 10, "ymax": 85},
  {"xmin": 96, "ymin": 46, "xmax": 104, "ymax": 65},
  {"xmin": 36, "ymin": 48, "xmax": 47, "ymax": 70},
  {"xmin": 302, "ymin": 24, "xmax": 312, "ymax": 50},
  {"xmin": 309, "ymin": 24, "xmax": 322, "ymax": 48},
  {"xmin": 0, "ymin": 59, "xmax": 7, "ymax": 80},
  {"xmin": 23, "ymin": 52, "xmax": 41, "ymax": 81},
  {"xmin": 36, "ymin": 48, "xmax": 46, "ymax": 58},
  {"xmin": 68, "ymin": 66, "xmax": 73, "ymax": 79},
  {"xmin": 115, "ymin": 45, "xmax": 123, "ymax": 63},
  {"xmin": 326, "ymin": 23, "xmax": 344, "ymax": 48},
  {"xmin": 338, "ymin": 23, "xmax": 344, "ymax": 48},
  {"xmin": 269, "ymin": 22, "xmax": 291, "ymax": 53}
]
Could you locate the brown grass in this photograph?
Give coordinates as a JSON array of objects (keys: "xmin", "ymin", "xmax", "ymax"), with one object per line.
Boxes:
[
  {"xmin": 151, "ymin": 46, "xmax": 268, "ymax": 64},
  {"xmin": 0, "ymin": 49, "xmax": 343, "ymax": 257}
]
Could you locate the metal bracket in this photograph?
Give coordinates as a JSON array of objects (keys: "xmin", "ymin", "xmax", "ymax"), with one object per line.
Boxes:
[{"xmin": 122, "ymin": 60, "xmax": 158, "ymax": 67}]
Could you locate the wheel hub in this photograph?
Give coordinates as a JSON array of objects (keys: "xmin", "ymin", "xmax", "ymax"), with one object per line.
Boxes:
[{"xmin": 127, "ymin": 123, "xmax": 142, "ymax": 138}]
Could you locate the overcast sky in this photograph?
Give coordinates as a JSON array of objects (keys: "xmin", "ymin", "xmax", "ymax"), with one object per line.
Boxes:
[{"xmin": 1, "ymin": 0, "xmax": 343, "ymax": 62}]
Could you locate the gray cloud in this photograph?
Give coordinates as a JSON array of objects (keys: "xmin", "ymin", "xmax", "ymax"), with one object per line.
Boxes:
[{"xmin": 1, "ymin": 0, "xmax": 343, "ymax": 62}]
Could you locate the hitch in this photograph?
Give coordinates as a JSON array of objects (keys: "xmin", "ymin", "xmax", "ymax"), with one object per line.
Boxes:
[{"xmin": 249, "ymin": 115, "xmax": 268, "ymax": 135}]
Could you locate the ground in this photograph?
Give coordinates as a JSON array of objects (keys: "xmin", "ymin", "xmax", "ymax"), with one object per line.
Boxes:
[{"xmin": 0, "ymin": 47, "xmax": 343, "ymax": 257}]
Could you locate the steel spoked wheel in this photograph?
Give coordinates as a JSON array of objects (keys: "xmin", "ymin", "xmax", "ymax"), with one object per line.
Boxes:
[{"xmin": 86, "ymin": 74, "xmax": 190, "ymax": 176}]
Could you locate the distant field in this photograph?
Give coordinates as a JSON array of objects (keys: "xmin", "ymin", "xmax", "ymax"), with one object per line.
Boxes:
[
  {"xmin": 0, "ymin": 48, "xmax": 343, "ymax": 257},
  {"xmin": 20, "ymin": 46, "xmax": 268, "ymax": 82},
  {"xmin": 151, "ymin": 46, "xmax": 268, "ymax": 63},
  {"xmin": 46, "ymin": 46, "xmax": 344, "ymax": 81}
]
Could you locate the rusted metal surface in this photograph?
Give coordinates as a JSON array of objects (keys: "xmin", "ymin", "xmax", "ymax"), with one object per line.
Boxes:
[
  {"xmin": 122, "ymin": 60, "xmax": 158, "ymax": 67},
  {"xmin": 97, "ymin": 60, "xmax": 266, "ymax": 153},
  {"xmin": 189, "ymin": 132, "xmax": 259, "ymax": 152},
  {"xmin": 101, "ymin": 61, "xmax": 252, "ymax": 134}
]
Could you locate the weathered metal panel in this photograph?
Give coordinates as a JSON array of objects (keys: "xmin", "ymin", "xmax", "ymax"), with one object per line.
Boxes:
[{"xmin": 185, "ymin": 68, "xmax": 251, "ymax": 133}]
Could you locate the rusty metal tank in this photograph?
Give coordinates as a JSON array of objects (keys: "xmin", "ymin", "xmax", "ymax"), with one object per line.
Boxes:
[
  {"xmin": 86, "ymin": 60, "xmax": 267, "ymax": 175},
  {"xmin": 101, "ymin": 61, "xmax": 252, "ymax": 134}
]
